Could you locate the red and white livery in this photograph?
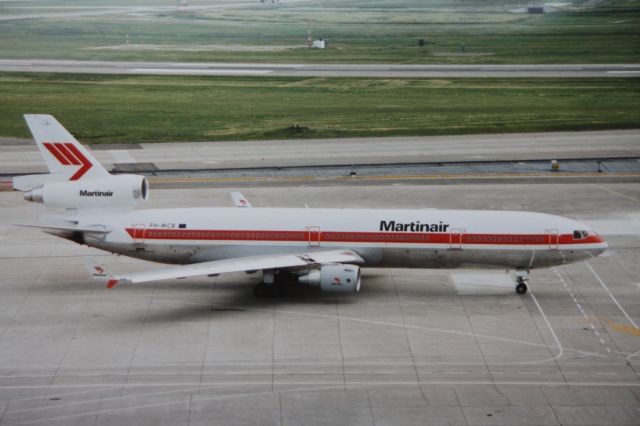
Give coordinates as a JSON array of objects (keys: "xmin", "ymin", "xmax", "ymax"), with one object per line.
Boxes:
[{"xmin": 15, "ymin": 115, "xmax": 607, "ymax": 296}]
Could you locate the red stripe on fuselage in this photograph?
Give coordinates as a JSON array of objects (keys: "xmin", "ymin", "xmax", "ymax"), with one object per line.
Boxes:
[{"xmin": 124, "ymin": 228, "xmax": 604, "ymax": 246}]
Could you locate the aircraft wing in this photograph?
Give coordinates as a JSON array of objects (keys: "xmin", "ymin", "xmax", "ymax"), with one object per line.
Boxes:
[{"xmin": 84, "ymin": 249, "xmax": 364, "ymax": 288}]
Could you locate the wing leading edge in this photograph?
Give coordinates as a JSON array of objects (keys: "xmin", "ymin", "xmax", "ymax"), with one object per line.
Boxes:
[{"xmin": 84, "ymin": 249, "xmax": 364, "ymax": 288}]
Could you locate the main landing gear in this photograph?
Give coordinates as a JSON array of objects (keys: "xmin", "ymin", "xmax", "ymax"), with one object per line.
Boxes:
[
  {"xmin": 253, "ymin": 270, "xmax": 292, "ymax": 298},
  {"xmin": 515, "ymin": 270, "xmax": 529, "ymax": 295},
  {"xmin": 253, "ymin": 282, "xmax": 286, "ymax": 298}
]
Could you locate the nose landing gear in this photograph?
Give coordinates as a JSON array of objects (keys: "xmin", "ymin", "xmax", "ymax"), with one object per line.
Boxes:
[{"xmin": 515, "ymin": 270, "xmax": 529, "ymax": 294}]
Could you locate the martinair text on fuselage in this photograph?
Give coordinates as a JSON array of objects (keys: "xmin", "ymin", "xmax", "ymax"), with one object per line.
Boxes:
[{"xmin": 380, "ymin": 220, "xmax": 450, "ymax": 233}]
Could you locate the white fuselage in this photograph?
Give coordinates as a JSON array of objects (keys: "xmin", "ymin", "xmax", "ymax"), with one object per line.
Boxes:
[{"xmin": 78, "ymin": 207, "xmax": 607, "ymax": 270}]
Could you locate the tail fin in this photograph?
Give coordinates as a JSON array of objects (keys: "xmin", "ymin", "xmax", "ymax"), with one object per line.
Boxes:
[
  {"xmin": 23, "ymin": 114, "xmax": 109, "ymax": 181},
  {"xmin": 230, "ymin": 191, "xmax": 252, "ymax": 208}
]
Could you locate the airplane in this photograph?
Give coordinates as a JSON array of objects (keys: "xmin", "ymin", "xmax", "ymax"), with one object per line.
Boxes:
[{"xmin": 13, "ymin": 114, "xmax": 607, "ymax": 296}]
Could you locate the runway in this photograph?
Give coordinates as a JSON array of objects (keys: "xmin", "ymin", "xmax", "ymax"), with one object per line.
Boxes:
[
  {"xmin": 0, "ymin": 182, "xmax": 639, "ymax": 425},
  {"xmin": 1, "ymin": 59, "xmax": 639, "ymax": 78}
]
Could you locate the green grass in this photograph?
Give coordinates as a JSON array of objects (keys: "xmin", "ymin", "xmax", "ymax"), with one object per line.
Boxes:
[
  {"xmin": 0, "ymin": 73, "xmax": 638, "ymax": 143},
  {"xmin": 0, "ymin": 1, "xmax": 638, "ymax": 64}
]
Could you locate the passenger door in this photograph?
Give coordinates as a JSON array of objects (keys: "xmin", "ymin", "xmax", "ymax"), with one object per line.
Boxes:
[
  {"xmin": 547, "ymin": 229, "xmax": 559, "ymax": 250},
  {"xmin": 449, "ymin": 228, "xmax": 463, "ymax": 250},
  {"xmin": 306, "ymin": 226, "xmax": 321, "ymax": 247},
  {"xmin": 132, "ymin": 223, "xmax": 146, "ymax": 250}
]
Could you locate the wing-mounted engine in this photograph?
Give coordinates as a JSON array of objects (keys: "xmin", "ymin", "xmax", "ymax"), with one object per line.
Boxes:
[
  {"xmin": 23, "ymin": 174, "xmax": 149, "ymax": 209},
  {"xmin": 299, "ymin": 264, "xmax": 361, "ymax": 293}
]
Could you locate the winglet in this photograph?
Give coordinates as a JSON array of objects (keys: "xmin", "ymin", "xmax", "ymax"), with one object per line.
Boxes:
[
  {"xmin": 230, "ymin": 192, "xmax": 252, "ymax": 208},
  {"xmin": 107, "ymin": 279, "xmax": 120, "ymax": 289},
  {"xmin": 83, "ymin": 257, "xmax": 119, "ymax": 288}
]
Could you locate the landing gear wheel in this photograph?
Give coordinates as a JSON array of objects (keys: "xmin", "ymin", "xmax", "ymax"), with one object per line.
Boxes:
[
  {"xmin": 514, "ymin": 270, "xmax": 529, "ymax": 295},
  {"xmin": 253, "ymin": 283, "xmax": 268, "ymax": 298},
  {"xmin": 255, "ymin": 270, "xmax": 294, "ymax": 298},
  {"xmin": 270, "ymin": 283, "xmax": 286, "ymax": 297}
]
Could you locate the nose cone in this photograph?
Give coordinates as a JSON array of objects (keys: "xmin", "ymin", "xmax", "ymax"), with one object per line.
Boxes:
[{"xmin": 589, "ymin": 233, "xmax": 608, "ymax": 257}]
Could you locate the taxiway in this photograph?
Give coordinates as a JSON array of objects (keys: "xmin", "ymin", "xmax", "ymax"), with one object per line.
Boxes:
[{"xmin": 1, "ymin": 130, "xmax": 638, "ymax": 175}]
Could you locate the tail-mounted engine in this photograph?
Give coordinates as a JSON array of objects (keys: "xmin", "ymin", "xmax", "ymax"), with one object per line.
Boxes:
[
  {"xmin": 299, "ymin": 264, "xmax": 361, "ymax": 293},
  {"xmin": 23, "ymin": 174, "xmax": 149, "ymax": 209}
]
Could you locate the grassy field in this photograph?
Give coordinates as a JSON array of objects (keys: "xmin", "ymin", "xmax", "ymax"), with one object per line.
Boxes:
[
  {"xmin": 0, "ymin": 73, "xmax": 638, "ymax": 143},
  {"xmin": 0, "ymin": 0, "xmax": 638, "ymax": 64}
]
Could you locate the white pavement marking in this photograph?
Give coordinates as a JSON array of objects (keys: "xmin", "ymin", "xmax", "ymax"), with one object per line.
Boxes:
[
  {"xmin": 626, "ymin": 349, "xmax": 640, "ymax": 361},
  {"xmin": 8, "ymin": 380, "xmax": 640, "ymax": 426},
  {"xmin": 9, "ymin": 383, "xmax": 360, "ymax": 426},
  {"xmin": 591, "ymin": 184, "xmax": 640, "ymax": 204},
  {"xmin": 554, "ymin": 267, "xmax": 613, "ymax": 354},
  {"xmin": 3, "ymin": 380, "xmax": 640, "ymax": 392},
  {"xmin": 109, "ymin": 149, "xmax": 136, "ymax": 163},
  {"xmin": 528, "ymin": 290, "xmax": 564, "ymax": 360},
  {"xmin": 251, "ymin": 304, "xmax": 604, "ymax": 362},
  {"xmin": 585, "ymin": 261, "xmax": 639, "ymax": 329}
]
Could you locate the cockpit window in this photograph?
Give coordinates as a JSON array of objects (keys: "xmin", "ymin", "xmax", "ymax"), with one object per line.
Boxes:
[{"xmin": 573, "ymin": 230, "xmax": 589, "ymax": 240}]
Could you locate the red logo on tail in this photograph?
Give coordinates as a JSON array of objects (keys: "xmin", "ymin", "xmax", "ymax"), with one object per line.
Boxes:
[{"xmin": 43, "ymin": 142, "xmax": 93, "ymax": 180}]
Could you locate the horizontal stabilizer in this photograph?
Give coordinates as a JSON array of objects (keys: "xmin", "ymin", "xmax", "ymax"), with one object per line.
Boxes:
[
  {"xmin": 13, "ymin": 173, "xmax": 69, "ymax": 192},
  {"xmin": 14, "ymin": 223, "xmax": 111, "ymax": 234}
]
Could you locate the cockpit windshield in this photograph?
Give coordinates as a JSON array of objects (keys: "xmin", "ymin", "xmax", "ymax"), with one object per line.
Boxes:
[{"xmin": 573, "ymin": 230, "xmax": 590, "ymax": 240}]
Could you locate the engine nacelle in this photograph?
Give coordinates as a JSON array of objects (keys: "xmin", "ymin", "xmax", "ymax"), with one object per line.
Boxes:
[
  {"xmin": 23, "ymin": 174, "xmax": 149, "ymax": 209},
  {"xmin": 299, "ymin": 264, "xmax": 361, "ymax": 293}
]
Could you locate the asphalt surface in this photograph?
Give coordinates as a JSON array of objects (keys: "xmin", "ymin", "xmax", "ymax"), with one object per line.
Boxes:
[
  {"xmin": 1, "ymin": 59, "xmax": 639, "ymax": 77},
  {"xmin": 144, "ymin": 157, "xmax": 640, "ymax": 189},
  {"xmin": 1, "ymin": 130, "xmax": 638, "ymax": 175},
  {"xmin": 0, "ymin": 183, "xmax": 639, "ymax": 426}
]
